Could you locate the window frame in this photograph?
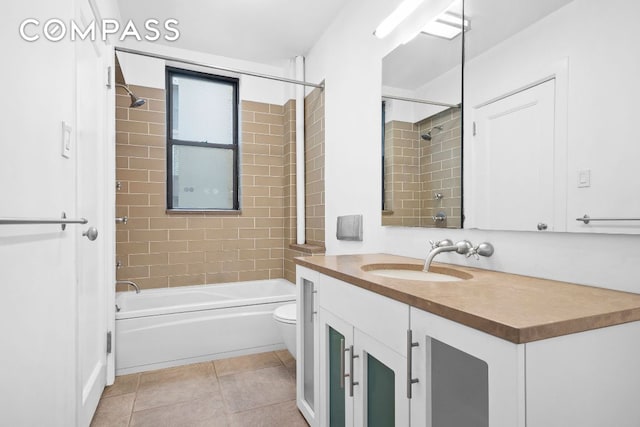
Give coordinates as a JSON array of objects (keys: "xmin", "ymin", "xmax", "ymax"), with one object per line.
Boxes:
[{"xmin": 165, "ymin": 66, "xmax": 240, "ymax": 212}]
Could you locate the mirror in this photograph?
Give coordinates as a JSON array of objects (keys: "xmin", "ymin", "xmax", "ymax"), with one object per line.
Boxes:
[
  {"xmin": 381, "ymin": 2, "xmax": 464, "ymax": 228},
  {"xmin": 463, "ymin": 0, "xmax": 640, "ymax": 234}
]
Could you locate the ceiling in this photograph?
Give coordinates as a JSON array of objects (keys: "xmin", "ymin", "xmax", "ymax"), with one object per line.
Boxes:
[
  {"xmin": 383, "ymin": 0, "xmax": 575, "ymax": 91},
  {"xmin": 116, "ymin": 0, "xmax": 348, "ymax": 63}
]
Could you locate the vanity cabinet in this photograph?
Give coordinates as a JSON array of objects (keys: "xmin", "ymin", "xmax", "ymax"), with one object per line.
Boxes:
[
  {"xmin": 298, "ymin": 266, "xmax": 410, "ymax": 426},
  {"xmin": 316, "ymin": 274, "xmax": 410, "ymax": 426},
  {"xmin": 297, "ymin": 262, "xmax": 640, "ymax": 427},
  {"xmin": 410, "ymin": 308, "xmax": 525, "ymax": 427}
]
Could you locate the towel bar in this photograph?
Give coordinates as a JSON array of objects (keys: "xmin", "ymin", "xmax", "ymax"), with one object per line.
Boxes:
[{"xmin": 0, "ymin": 212, "xmax": 88, "ymax": 230}]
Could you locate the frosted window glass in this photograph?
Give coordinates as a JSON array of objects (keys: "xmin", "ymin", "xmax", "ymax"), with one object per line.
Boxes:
[
  {"xmin": 367, "ymin": 354, "xmax": 395, "ymax": 427},
  {"xmin": 329, "ymin": 327, "xmax": 345, "ymax": 427},
  {"xmin": 431, "ymin": 338, "xmax": 488, "ymax": 427},
  {"xmin": 171, "ymin": 75, "xmax": 234, "ymax": 144},
  {"xmin": 303, "ymin": 280, "xmax": 315, "ymax": 410},
  {"xmin": 171, "ymin": 145, "xmax": 234, "ymax": 209}
]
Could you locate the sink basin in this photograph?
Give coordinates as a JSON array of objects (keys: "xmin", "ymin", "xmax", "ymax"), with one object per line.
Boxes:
[{"xmin": 361, "ymin": 263, "xmax": 472, "ymax": 282}]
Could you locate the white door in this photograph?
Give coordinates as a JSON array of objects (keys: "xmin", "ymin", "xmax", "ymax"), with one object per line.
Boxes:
[
  {"xmin": 470, "ymin": 79, "xmax": 556, "ymax": 231},
  {"xmin": 410, "ymin": 308, "xmax": 525, "ymax": 427},
  {"xmin": 75, "ymin": 1, "xmax": 110, "ymax": 424},
  {"xmin": 319, "ymin": 308, "xmax": 355, "ymax": 427},
  {"xmin": 297, "ymin": 269, "xmax": 321, "ymax": 427},
  {"xmin": 352, "ymin": 329, "xmax": 409, "ymax": 427}
]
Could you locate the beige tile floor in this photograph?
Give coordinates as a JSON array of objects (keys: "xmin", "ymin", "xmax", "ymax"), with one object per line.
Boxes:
[{"xmin": 91, "ymin": 350, "xmax": 308, "ymax": 427}]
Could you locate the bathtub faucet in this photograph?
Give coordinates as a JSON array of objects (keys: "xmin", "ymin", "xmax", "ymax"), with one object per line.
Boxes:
[{"xmin": 116, "ymin": 280, "xmax": 140, "ymax": 294}]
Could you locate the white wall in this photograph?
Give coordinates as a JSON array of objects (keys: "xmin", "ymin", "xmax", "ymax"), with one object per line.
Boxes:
[
  {"xmin": 1, "ymin": 1, "xmax": 81, "ymax": 425},
  {"xmin": 307, "ymin": 0, "xmax": 640, "ymax": 294},
  {"xmin": 117, "ymin": 42, "xmax": 297, "ymax": 105}
]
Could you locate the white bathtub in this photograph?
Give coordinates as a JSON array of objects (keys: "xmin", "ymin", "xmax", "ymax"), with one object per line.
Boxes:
[{"xmin": 115, "ymin": 279, "xmax": 295, "ymax": 375}]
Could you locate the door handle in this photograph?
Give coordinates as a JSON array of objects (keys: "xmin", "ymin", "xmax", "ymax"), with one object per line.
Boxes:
[
  {"xmin": 309, "ymin": 288, "xmax": 317, "ymax": 323},
  {"xmin": 82, "ymin": 227, "xmax": 99, "ymax": 241},
  {"xmin": 345, "ymin": 345, "xmax": 359, "ymax": 397},
  {"xmin": 407, "ymin": 329, "xmax": 419, "ymax": 399}
]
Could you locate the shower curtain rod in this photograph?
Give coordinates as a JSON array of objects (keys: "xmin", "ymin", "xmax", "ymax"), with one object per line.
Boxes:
[
  {"xmin": 114, "ymin": 46, "xmax": 324, "ymax": 89},
  {"xmin": 382, "ymin": 94, "xmax": 460, "ymax": 108}
]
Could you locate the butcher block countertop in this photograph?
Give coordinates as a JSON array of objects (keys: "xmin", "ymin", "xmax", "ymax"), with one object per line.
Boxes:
[{"xmin": 295, "ymin": 253, "xmax": 640, "ymax": 344}]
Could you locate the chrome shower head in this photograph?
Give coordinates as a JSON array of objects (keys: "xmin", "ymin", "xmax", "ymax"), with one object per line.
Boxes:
[
  {"xmin": 116, "ymin": 84, "xmax": 147, "ymax": 108},
  {"xmin": 421, "ymin": 125, "xmax": 443, "ymax": 141},
  {"xmin": 129, "ymin": 96, "xmax": 146, "ymax": 108}
]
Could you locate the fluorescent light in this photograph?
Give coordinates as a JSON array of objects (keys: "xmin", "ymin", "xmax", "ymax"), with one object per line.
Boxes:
[
  {"xmin": 422, "ymin": 21, "xmax": 463, "ymax": 39},
  {"xmin": 421, "ymin": 4, "xmax": 470, "ymax": 40},
  {"xmin": 374, "ymin": 0, "xmax": 425, "ymax": 39},
  {"xmin": 438, "ymin": 12, "xmax": 468, "ymax": 28}
]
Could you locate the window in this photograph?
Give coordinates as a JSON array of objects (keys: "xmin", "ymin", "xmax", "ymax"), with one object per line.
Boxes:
[{"xmin": 166, "ymin": 67, "xmax": 239, "ymax": 210}]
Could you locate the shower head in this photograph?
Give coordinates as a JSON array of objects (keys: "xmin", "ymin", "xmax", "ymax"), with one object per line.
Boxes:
[
  {"xmin": 421, "ymin": 125, "xmax": 444, "ymax": 141},
  {"xmin": 116, "ymin": 84, "xmax": 146, "ymax": 108}
]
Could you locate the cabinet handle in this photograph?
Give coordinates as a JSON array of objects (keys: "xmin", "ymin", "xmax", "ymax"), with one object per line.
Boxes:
[
  {"xmin": 406, "ymin": 329, "xmax": 419, "ymax": 399},
  {"xmin": 312, "ymin": 289, "xmax": 317, "ymax": 321},
  {"xmin": 348, "ymin": 345, "xmax": 359, "ymax": 397},
  {"xmin": 339, "ymin": 338, "xmax": 345, "ymax": 389}
]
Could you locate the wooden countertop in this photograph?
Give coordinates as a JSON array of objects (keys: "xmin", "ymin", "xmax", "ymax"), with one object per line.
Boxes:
[{"xmin": 295, "ymin": 253, "xmax": 640, "ymax": 344}]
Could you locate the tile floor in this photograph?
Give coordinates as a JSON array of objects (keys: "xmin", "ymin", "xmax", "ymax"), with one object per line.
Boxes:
[{"xmin": 90, "ymin": 350, "xmax": 308, "ymax": 427}]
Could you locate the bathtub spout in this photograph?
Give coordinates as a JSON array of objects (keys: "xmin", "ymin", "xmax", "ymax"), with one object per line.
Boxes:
[{"xmin": 116, "ymin": 280, "xmax": 140, "ymax": 294}]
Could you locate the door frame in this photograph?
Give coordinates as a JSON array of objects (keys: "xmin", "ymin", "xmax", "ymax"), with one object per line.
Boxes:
[{"xmin": 74, "ymin": 0, "xmax": 116, "ymax": 424}]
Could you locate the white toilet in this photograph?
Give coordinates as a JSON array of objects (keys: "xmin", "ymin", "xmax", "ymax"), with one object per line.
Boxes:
[{"xmin": 273, "ymin": 303, "xmax": 297, "ymax": 359}]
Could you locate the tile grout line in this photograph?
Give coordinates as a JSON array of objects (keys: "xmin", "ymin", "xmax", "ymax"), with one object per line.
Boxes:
[{"xmin": 127, "ymin": 373, "xmax": 141, "ymax": 427}]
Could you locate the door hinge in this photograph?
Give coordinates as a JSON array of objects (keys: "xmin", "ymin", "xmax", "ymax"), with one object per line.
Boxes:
[
  {"xmin": 106, "ymin": 331, "xmax": 112, "ymax": 354},
  {"xmin": 473, "ymin": 121, "xmax": 477, "ymax": 136},
  {"xmin": 106, "ymin": 66, "xmax": 112, "ymax": 89}
]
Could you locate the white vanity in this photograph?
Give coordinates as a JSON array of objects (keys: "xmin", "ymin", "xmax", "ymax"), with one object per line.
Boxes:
[{"xmin": 295, "ymin": 254, "xmax": 640, "ymax": 427}]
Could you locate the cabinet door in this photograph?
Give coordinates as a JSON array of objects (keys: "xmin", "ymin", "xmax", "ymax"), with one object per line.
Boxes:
[
  {"xmin": 319, "ymin": 308, "xmax": 355, "ymax": 427},
  {"xmin": 410, "ymin": 308, "xmax": 525, "ymax": 427},
  {"xmin": 353, "ymin": 329, "xmax": 409, "ymax": 427},
  {"xmin": 297, "ymin": 266, "xmax": 321, "ymax": 426}
]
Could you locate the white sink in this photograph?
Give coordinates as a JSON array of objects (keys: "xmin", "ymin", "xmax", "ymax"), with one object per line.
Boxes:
[
  {"xmin": 361, "ymin": 263, "xmax": 472, "ymax": 282},
  {"xmin": 368, "ymin": 269, "xmax": 463, "ymax": 281}
]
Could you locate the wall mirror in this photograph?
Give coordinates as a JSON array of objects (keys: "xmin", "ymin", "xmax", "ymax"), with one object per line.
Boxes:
[
  {"xmin": 463, "ymin": 0, "xmax": 640, "ymax": 234},
  {"xmin": 381, "ymin": 1, "xmax": 464, "ymax": 229}
]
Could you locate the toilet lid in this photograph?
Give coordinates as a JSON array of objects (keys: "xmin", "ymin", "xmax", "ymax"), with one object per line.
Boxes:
[{"xmin": 273, "ymin": 303, "xmax": 296, "ymax": 324}]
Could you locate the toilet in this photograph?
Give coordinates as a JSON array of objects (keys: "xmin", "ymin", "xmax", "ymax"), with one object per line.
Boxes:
[{"xmin": 273, "ymin": 303, "xmax": 297, "ymax": 359}]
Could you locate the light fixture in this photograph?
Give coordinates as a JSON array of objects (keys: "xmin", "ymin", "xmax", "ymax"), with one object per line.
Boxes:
[
  {"xmin": 374, "ymin": 0, "xmax": 425, "ymax": 39},
  {"xmin": 421, "ymin": 8, "xmax": 469, "ymax": 40}
]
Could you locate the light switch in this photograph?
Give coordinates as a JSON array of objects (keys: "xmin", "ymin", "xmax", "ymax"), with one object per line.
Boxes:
[
  {"xmin": 578, "ymin": 169, "xmax": 591, "ymax": 188},
  {"xmin": 61, "ymin": 121, "xmax": 72, "ymax": 159}
]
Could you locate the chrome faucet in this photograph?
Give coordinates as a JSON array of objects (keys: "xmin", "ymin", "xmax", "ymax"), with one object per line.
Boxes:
[
  {"xmin": 424, "ymin": 239, "xmax": 495, "ymax": 271},
  {"xmin": 423, "ymin": 239, "xmax": 473, "ymax": 271},
  {"xmin": 116, "ymin": 280, "xmax": 140, "ymax": 294},
  {"xmin": 466, "ymin": 242, "xmax": 495, "ymax": 260}
]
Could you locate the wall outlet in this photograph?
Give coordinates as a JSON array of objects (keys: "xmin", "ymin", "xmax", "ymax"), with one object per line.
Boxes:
[
  {"xmin": 578, "ymin": 169, "xmax": 591, "ymax": 188},
  {"xmin": 61, "ymin": 121, "xmax": 72, "ymax": 159}
]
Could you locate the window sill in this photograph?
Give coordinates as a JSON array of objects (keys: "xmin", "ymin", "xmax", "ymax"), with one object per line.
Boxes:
[
  {"xmin": 166, "ymin": 209, "xmax": 242, "ymax": 215},
  {"xmin": 289, "ymin": 243, "xmax": 326, "ymax": 255}
]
